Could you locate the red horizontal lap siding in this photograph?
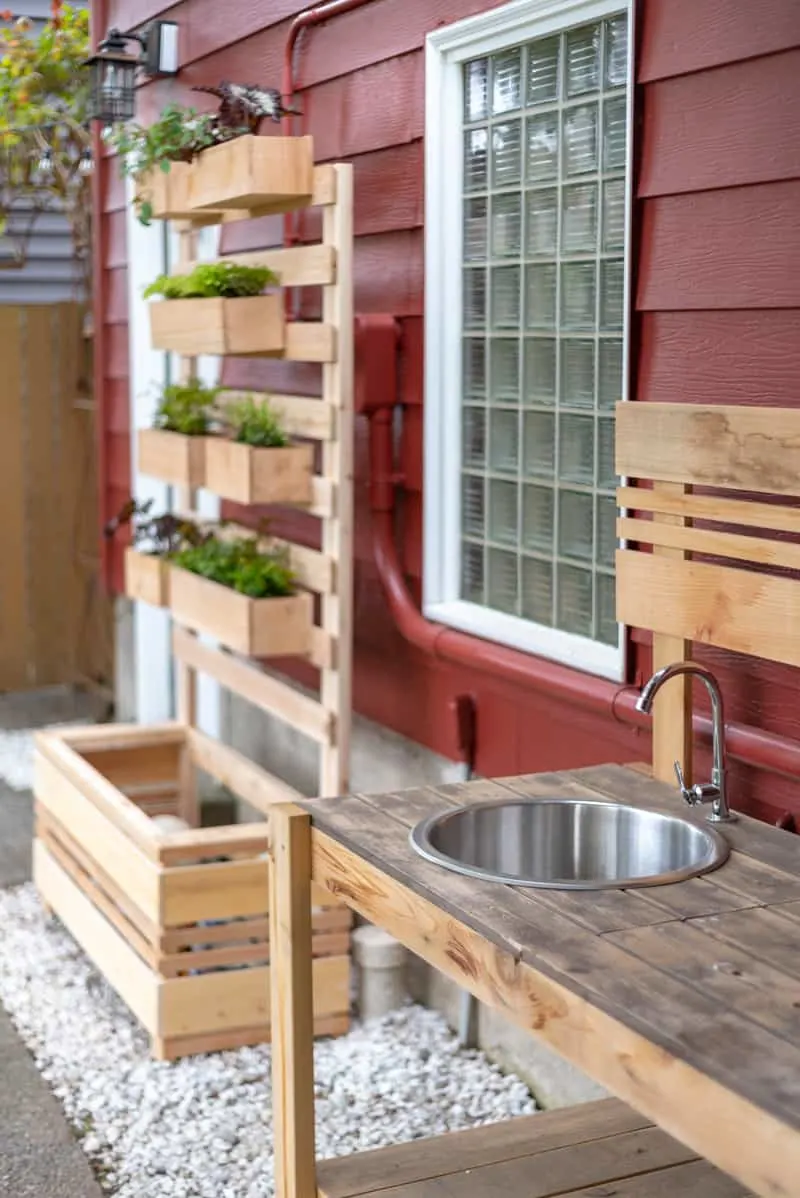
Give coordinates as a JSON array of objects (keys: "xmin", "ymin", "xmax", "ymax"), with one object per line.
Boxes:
[
  {"xmin": 633, "ymin": 0, "xmax": 800, "ymax": 821},
  {"xmin": 95, "ymin": 0, "xmax": 800, "ymax": 821},
  {"xmin": 639, "ymin": 50, "xmax": 800, "ymax": 196}
]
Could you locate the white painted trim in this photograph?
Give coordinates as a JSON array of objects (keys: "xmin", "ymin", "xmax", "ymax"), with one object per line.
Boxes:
[
  {"xmin": 424, "ymin": 0, "xmax": 632, "ymax": 681},
  {"xmin": 126, "ymin": 178, "xmax": 173, "ymax": 725},
  {"xmin": 427, "ymin": 600, "xmax": 622, "ymax": 680}
]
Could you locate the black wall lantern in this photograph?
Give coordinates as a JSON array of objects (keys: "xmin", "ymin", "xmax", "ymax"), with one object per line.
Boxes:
[{"xmin": 85, "ymin": 22, "xmax": 180, "ymax": 124}]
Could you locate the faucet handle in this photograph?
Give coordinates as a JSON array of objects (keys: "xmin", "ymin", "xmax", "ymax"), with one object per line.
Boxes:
[{"xmin": 674, "ymin": 760, "xmax": 694, "ymax": 805}]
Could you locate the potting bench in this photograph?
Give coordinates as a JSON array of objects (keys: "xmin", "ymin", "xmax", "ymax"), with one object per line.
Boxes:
[
  {"xmin": 265, "ymin": 400, "xmax": 800, "ymax": 1198},
  {"xmin": 33, "ymin": 140, "xmax": 356, "ymax": 1059}
]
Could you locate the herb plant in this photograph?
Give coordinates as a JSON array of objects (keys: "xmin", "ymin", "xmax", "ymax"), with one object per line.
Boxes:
[
  {"xmin": 103, "ymin": 103, "xmax": 248, "ymax": 225},
  {"xmin": 171, "ymin": 536, "xmax": 296, "ymax": 598},
  {"xmin": 154, "ymin": 378, "xmax": 219, "ymax": 436},
  {"xmin": 144, "ymin": 262, "xmax": 278, "ymax": 300},
  {"xmin": 224, "ymin": 395, "xmax": 289, "ymax": 448}
]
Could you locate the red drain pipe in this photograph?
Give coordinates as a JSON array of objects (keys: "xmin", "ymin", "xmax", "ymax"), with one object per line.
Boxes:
[{"xmin": 368, "ymin": 398, "xmax": 800, "ymax": 789}]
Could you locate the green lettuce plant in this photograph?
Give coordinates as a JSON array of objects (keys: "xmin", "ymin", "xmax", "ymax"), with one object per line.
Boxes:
[
  {"xmin": 171, "ymin": 536, "xmax": 296, "ymax": 598},
  {"xmin": 144, "ymin": 262, "xmax": 278, "ymax": 300}
]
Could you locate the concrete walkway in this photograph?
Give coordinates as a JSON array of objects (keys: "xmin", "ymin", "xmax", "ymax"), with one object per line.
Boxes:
[{"xmin": 0, "ymin": 689, "xmax": 105, "ymax": 1196}]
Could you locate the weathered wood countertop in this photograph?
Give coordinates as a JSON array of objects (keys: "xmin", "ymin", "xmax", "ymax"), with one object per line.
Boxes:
[{"xmin": 300, "ymin": 764, "xmax": 800, "ymax": 1198}]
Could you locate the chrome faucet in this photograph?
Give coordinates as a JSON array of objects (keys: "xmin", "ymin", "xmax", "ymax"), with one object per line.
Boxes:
[{"xmin": 636, "ymin": 662, "xmax": 736, "ymax": 823}]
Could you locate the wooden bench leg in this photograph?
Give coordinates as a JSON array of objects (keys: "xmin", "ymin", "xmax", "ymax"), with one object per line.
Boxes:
[{"xmin": 270, "ymin": 803, "xmax": 317, "ymax": 1198}]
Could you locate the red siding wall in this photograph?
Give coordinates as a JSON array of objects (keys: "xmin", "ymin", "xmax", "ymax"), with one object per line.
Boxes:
[{"xmin": 96, "ymin": 0, "xmax": 800, "ymax": 821}]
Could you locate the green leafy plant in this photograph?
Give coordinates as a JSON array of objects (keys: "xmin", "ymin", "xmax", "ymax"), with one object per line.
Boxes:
[
  {"xmin": 0, "ymin": 5, "xmax": 92, "ymax": 288},
  {"xmin": 223, "ymin": 395, "xmax": 289, "ymax": 448},
  {"xmin": 103, "ymin": 103, "xmax": 248, "ymax": 225},
  {"xmin": 171, "ymin": 535, "xmax": 296, "ymax": 598},
  {"xmin": 144, "ymin": 262, "xmax": 279, "ymax": 300},
  {"xmin": 154, "ymin": 378, "xmax": 219, "ymax": 436}
]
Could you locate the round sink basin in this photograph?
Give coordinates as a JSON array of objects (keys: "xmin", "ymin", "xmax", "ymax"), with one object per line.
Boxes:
[{"xmin": 409, "ymin": 798, "xmax": 730, "ymax": 890}]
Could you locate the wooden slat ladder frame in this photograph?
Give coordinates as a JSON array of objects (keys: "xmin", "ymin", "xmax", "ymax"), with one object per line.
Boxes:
[
  {"xmin": 616, "ymin": 401, "xmax": 800, "ymax": 778},
  {"xmin": 170, "ymin": 163, "xmax": 354, "ymax": 809}
]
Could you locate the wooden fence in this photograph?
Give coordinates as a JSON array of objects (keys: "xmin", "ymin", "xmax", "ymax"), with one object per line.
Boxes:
[{"xmin": 0, "ymin": 302, "xmax": 112, "ymax": 693}]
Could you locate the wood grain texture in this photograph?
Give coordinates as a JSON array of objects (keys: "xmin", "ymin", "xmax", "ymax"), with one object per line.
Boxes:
[
  {"xmin": 269, "ymin": 804, "xmax": 318, "ymax": 1198},
  {"xmin": 637, "ymin": 182, "xmax": 800, "ymax": 311},
  {"xmin": 304, "ymin": 764, "xmax": 800, "ymax": 1196},
  {"xmin": 640, "ymin": 50, "xmax": 800, "ymax": 196},
  {"xmin": 617, "ymin": 550, "xmax": 800, "ymax": 669},
  {"xmin": 616, "ymin": 402, "xmax": 800, "ymax": 496}
]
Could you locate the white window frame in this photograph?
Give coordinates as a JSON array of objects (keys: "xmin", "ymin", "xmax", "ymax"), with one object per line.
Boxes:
[{"xmin": 423, "ymin": 0, "xmax": 634, "ymax": 681}]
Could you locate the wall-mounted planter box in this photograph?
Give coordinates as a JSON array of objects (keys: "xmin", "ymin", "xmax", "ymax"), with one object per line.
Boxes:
[
  {"xmin": 190, "ymin": 134, "xmax": 315, "ymax": 213},
  {"xmin": 169, "ymin": 566, "xmax": 313, "ymax": 657},
  {"xmin": 32, "ymin": 725, "xmax": 351, "ymax": 1060},
  {"xmin": 136, "ymin": 163, "xmax": 225, "ymax": 223},
  {"xmin": 124, "ymin": 547, "xmax": 169, "ymax": 608},
  {"xmin": 137, "ymin": 427, "xmax": 206, "ymax": 488},
  {"xmin": 204, "ymin": 438, "xmax": 314, "ymax": 506},
  {"xmin": 149, "ymin": 294, "xmax": 285, "ymax": 356}
]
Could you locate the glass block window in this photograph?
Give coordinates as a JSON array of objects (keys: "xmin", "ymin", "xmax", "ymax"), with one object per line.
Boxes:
[{"xmin": 459, "ymin": 14, "xmax": 627, "ymax": 650}]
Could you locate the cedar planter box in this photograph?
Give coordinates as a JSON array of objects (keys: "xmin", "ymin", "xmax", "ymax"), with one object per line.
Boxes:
[
  {"xmin": 135, "ymin": 162, "xmax": 224, "ymax": 222},
  {"xmin": 169, "ymin": 566, "xmax": 313, "ymax": 657},
  {"xmin": 149, "ymin": 294, "xmax": 285, "ymax": 356},
  {"xmin": 137, "ymin": 427, "xmax": 206, "ymax": 488},
  {"xmin": 190, "ymin": 134, "xmax": 314, "ymax": 213},
  {"xmin": 32, "ymin": 724, "xmax": 351, "ymax": 1060},
  {"xmin": 204, "ymin": 437, "xmax": 314, "ymax": 505},
  {"xmin": 124, "ymin": 547, "xmax": 169, "ymax": 608}
]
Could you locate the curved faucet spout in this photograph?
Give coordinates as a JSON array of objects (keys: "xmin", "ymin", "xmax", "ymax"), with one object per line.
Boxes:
[{"xmin": 636, "ymin": 661, "xmax": 735, "ymax": 823}]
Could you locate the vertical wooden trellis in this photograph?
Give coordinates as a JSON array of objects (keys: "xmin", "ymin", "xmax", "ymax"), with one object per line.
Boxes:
[{"xmin": 32, "ymin": 149, "xmax": 355, "ymax": 1060}]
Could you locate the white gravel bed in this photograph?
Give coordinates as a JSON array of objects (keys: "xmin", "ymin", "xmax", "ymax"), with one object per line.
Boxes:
[
  {"xmin": 0, "ymin": 883, "xmax": 536, "ymax": 1197},
  {"xmin": 0, "ymin": 723, "xmax": 89, "ymax": 792}
]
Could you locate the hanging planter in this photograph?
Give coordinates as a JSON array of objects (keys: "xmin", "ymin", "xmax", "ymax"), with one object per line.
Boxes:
[
  {"xmin": 190, "ymin": 134, "xmax": 315, "ymax": 213},
  {"xmin": 204, "ymin": 395, "xmax": 314, "ymax": 505},
  {"xmin": 124, "ymin": 546, "xmax": 170, "ymax": 608},
  {"xmin": 146, "ymin": 263, "xmax": 285, "ymax": 356},
  {"xmin": 168, "ymin": 535, "xmax": 313, "ymax": 657},
  {"xmin": 137, "ymin": 379, "xmax": 218, "ymax": 488}
]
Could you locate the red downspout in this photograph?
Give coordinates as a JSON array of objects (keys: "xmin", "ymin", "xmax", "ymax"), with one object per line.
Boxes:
[
  {"xmin": 91, "ymin": 0, "xmax": 110, "ymax": 589},
  {"xmin": 368, "ymin": 397, "xmax": 800, "ymax": 787}
]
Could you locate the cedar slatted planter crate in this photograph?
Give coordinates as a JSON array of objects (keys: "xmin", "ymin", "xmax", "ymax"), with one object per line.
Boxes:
[
  {"xmin": 124, "ymin": 547, "xmax": 169, "ymax": 608},
  {"xmin": 190, "ymin": 134, "xmax": 314, "ymax": 213},
  {"xmin": 149, "ymin": 294, "xmax": 285, "ymax": 356},
  {"xmin": 137, "ymin": 427, "xmax": 205, "ymax": 488},
  {"xmin": 32, "ymin": 724, "xmax": 352, "ymax": 1061},
  {"xmin": 204, "ymin": 437, "xmax": 315, "ymax": 505},
  {"xmin": 169, "ymin": 566, "xmax": 313, "ymax": 657}
]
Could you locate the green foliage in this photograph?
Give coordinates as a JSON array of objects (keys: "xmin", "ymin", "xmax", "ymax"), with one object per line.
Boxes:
[
  {"xmin": 171, "ymin": 536, "xmax": 296, "ymax": 599},
  {"xmin": 0, "ymin": 6, "xmax": 92, "ymax": 284},
  {"xmin": 155, "ymin": 378, "xmax": 219, "ymax": 436},
  {"xmin": 224, "ymin": 395, "xmax": 289, "ymax": 448},
  {"xmin": 144, "ymin": 262, "xmax": 279, "ymax": 300},
  {"xmin": 103, "ymin": 103, "xmax": 248, "ymax": 226}
]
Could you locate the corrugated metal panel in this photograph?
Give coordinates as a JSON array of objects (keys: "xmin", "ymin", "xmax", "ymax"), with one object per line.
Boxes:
[{"xmin": 0, "ymin": 2, "xmax": 87, "ymax": 304}]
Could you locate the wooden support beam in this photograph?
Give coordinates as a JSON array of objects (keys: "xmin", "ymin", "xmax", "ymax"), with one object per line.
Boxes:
[{"xmin": 270, "ymin": 804, "xmax": 318, "ymax": 1198}]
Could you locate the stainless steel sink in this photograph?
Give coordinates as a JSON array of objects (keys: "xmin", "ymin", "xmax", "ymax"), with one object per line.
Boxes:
[{"xmin": 409, "ymin": 798, "xmax": 730, "ymax": 890}]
